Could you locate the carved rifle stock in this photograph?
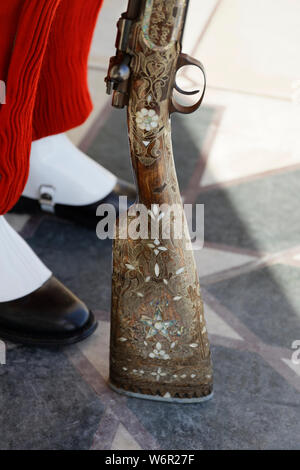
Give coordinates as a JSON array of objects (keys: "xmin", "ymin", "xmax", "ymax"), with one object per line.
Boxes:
[{"xmin": 106, "ymin": 0, "xmax": 213, "ymax": 402}]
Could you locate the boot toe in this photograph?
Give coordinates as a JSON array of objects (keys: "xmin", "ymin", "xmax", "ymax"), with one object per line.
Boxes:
[
  {"xmin": 62, "ymin": 302, "xmax": 90, "ymax": 332},
  {"xmin": 0, "ymin": 276, "xmax": 97, "ymax": 346}
]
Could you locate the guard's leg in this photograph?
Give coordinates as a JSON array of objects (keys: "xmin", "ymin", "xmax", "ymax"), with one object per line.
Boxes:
[{"xmin": 0, "ymin": 216, "xmax": 97, "ymax": 346}]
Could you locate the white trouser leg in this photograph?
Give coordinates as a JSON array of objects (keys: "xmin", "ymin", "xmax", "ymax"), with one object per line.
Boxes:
[
  {"xmin": 23, "ymin": 133, "xmax": 117, "ymax": 206},
  {"xmin": 0, "ymin": 216, "xmax": 51, "ymax": 302}
]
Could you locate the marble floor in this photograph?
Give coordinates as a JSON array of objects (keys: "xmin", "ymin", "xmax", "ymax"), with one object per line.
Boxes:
[{"xmin": 2, "ymin": 0, "xmax": 300, "ymax": 450}]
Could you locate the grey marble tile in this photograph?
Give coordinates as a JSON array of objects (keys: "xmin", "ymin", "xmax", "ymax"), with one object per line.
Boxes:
[
  {"xmin": 0, "ymin": 347, "xmax": 104, "ymax": 450},
  {"xmin": 206, "ymin": 264, "xmax": 300, "ymax": 348},
  {"xmin": 26, "ymin": 218, "xmax": 113, "ymax": 313},
  {"xmin": 197, "ymin": 169, "xmax": 300, "ymax": 253},
  {"xmin": 127, "ymin": 345, "xmax": 300, "ymax": 450}
]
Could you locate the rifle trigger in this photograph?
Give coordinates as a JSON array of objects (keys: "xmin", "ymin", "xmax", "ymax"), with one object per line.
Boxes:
[
  {"xmin": 174, "ymin": 82, "xmax": 200, "ymax": 96},
  {"xmin": 170, "ymin": 53, "xmax": 206, "ymax": 115}
]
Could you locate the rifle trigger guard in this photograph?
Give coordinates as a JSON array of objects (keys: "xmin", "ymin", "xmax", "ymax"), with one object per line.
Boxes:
[{"xmin": 170, "ymin": 53, "xmax": 206, "ymax": 115}]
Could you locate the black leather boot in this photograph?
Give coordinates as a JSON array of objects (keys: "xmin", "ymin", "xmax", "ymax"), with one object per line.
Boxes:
[
  {"xmin": 0, "ymin": 276, "xmax": 97, "ymax": 347},
  {"xmin": 9, "ymin": 179, "xmax": 136, "ymax": 229}
]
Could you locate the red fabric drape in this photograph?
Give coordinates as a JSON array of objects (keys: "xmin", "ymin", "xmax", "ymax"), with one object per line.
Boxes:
[{"xmin": 0, "ymin": 0, "xmax": 104, "ymax": 215}]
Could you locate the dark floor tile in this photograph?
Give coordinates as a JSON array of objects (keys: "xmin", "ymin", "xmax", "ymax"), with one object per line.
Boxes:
[
  {"xmin": 26, "ymin": 218, "xmax": 113, "ymax": 312},
  {"xmin": 0, "ymin": 347, "xmax": 104, "ymax": 450},
  {"xmin": 205, "ymin": 264, "xmax": 300, "ymax": 348},
  {"xmin": 87, "ymin": 106, "xmax": 217, "ymax": 192},
  {"xmin": 197, "ymin": 169, "xmax": 300, "ymax": 252},
  {"xmin": 127, "ymin": 345, "xmax": 300, "ymax": 450},
  {"xmin": 16, "ymin": 165, "xmax": 300, "ymax": 450}
]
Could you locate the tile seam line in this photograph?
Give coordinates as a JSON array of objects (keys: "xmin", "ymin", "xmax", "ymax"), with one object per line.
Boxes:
[
  {"xmin": 197, "ymin": 163, "xmax": 300, "ymax": 194},
  {"xmin": 200, "ymin": 248, "xmax": 300, "ymax": 286},
  {"xmin": 88, "ymin": 1, "xmax": 223, "ymax": 73},
  {"xmin": 209, "ymin": 334, "xmax": 295, "ymax": 361},
  {"xmin": 90, "ymin": 407, "xmax": 120, "ymax": 450},
  {"xmin": 190, "ymin": 0, "xmax": 223, "ymax": 57},
  {"xmin": 184, "ymin": 76, "xmax": 293, "ymax": 103},
  {"xmin": 203, "ymin": 241, "xmax": 266, "ymax": 257},
  {"xmin": 200, "ymin": 257, "xmax": 272, "ymax": 285},
  {"xmin": 206, "ymin": 85, "xmax": 292, "ymax": 103},
  {"xmin": 202, "ymin": 290, "xmax": 300, "ymax": 392},
  {"xmin": 78, "ymin": 99, "xmax": 112, "ymax": 153},
  {"xmin": 65, "ymin": 346, "xmax": 160, "ymax": 450},
  {"xmin": 88, "ymin": 63, "xmax": 108, "ymax": 73},
  {"xmin": 182, "ymin": 68, "xmax": 292, "ymax": 103},
  {"xmin": 183, "ymin": 106, "xmax": 225, "ymax": 204}
]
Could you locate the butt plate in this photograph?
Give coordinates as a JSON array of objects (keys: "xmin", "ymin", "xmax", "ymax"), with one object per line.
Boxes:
[{"xmin": 109, "ymin": 381, "xmax": 213, "ymax": 403}]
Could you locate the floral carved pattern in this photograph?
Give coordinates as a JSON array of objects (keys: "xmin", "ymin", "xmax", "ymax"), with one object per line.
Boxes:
[
  {"xmin": 127, "ymin": 1, "xmax": 181, "ymax": 167},
  {"xmin": 110, "ymin": 209, "xmax": 213, "ymax": 399}
]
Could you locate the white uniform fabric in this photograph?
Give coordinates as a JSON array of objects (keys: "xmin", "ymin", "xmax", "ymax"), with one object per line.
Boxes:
[
  {"xmin": 0, "ymin": 216, "xmax": 51, "ymax": 302},
  {"xmin": 23, "ymin": 133, "xmax": 117, "ymax": 206}
]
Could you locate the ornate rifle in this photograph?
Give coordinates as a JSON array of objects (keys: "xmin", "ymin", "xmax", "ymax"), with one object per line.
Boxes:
[{"xmin": 105, "ymin": 0, "xmax": 213, "ymax": 402}]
